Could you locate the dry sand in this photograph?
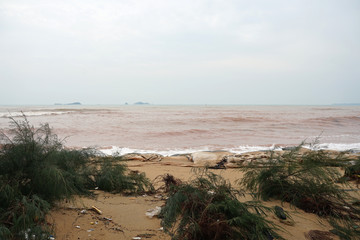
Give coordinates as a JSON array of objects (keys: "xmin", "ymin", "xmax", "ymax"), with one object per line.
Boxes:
[{"xmin": 49, "ymin": 153, "xmax": 350, "ymax": 240}]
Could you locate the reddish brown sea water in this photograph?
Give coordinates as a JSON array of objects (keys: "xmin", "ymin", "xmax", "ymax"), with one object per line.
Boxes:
[{"xmin": 0, "ymin": 105, "xmax": 359, "ymax": 153}]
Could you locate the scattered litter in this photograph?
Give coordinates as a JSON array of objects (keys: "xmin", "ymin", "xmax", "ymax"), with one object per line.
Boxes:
[
  {"xmin": 146, "ymin": 206, "xmax": 162, "ymax": 218},
  {"xmin": 95, "ymin": 187, "xmax": 99, "ymax": 190},
  {"xmin": 159, "ymin": 227, "xmax": 164, "ymax": 231},
  {"xmin": 75, "ymin": 225, "xmax": 80, "ymax": 229},
  {"xmin": 80, "ymin": 210, "xmax": 87, "ymax": 214},
  {"xmin": 111, "ymin": 227, "xmax": 123, "ymax": 232},
  {"xmin": 91, "ymin": 205, "xmax": 102, "ymax": 215},
  {"xmin": 154, "ymin": 194, "xmax": 162, "ymax": 199},
  {"xmin": 132, "ymin": 237, "xmax": 141, "ymax": 240},
  {"xmin": 103, "ymin": 217, "xmax": 112, "ymax": 221},
  {"xmin": 90, "ymin": 222, "xmax": 94, "ymax": 225},
  {"xmin": 142, "ymin": 194, "xmax": 148, "ymax": 197},
  {"xmin": 207, "ymin": 190, "xmax": 215, "ymax": 195},
  {"xmin": 48, "ymin": 235, "xmax": 55, "ymax": 240},
  {"xmin": 87, "ymin": 229, "xmax": 94, "ymax": 232}
]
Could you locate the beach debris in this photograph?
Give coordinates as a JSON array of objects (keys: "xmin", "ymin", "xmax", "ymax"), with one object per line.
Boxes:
[
  {"xmin": 145, "ymin": 206, "xmax": 162, "ymax": 218},
  {"xmin": 80, "ymin": 209, "xmax": 87, "ymax": 214},
  {"xmin": 48, "ymin": 235, "xmax": 55, "ymax": 240},
  {"xmin": 123, "ymin": 153, "xmax": 163, "ymax": 162},
  {"xmin": 132, "ymin": 237, "xmax": 142, "ymax": 240},
  {"xmin": 154, "ymin": 194, "xmax": 163, "ymax": 199},
  {"xmin": 154, "ymin": 174, "xmax": 182, "ymax": 193},
  {"xmin": 304, "ymin": 230, "xmax": 336, "ymax": 240},
  {"xmin": 87, "ymin": 229, "xmax": 94, "ymax": 232},
  {"xmin": 75, "ymin": 225, "xmax": 80, "ymax": 229},
  {"xmin": 91, "ymin": 205, "xmax": 102, "ymax": 215},
  {"xmin": 136, "ymin": 233, "xmax": 156, "ymax": 238},
  {"xmin": 209, "ymin": 157, "xmax": 227, "ymax": 169},
  {"xmin": 274, "ymin": 206, "xmax": 287, "ymax": 220},
  {"xmin": 110, "ymin": 227, "xmax": 123, "ymax": 232},
  {"xmin": 103, "ymin": 217, "xmax": 112, "ymax": 221},
  {"xmin": 159, "ymin": 227, "xmax": 164, "ymax": 231},
  {"xmin": 190, "ymin": 151, "xmax": 230, "ymax": 165}
]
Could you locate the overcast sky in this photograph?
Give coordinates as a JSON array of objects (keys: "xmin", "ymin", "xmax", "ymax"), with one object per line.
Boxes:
[{"xmin": 0, "ymin": 0, "xmax": 359, "ymax": 105}]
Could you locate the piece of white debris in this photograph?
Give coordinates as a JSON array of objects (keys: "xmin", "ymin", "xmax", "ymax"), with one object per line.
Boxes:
[{"xmin": 145, "ymin": 206, "xmax": 162, "ymax": 218}]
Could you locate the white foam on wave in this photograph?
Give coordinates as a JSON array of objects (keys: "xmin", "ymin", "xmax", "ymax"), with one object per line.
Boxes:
[
  {"xmin": 98, "ymin": 145, "xmax": 283, "ymax": 156},
  {"xmin": 98, "ymin": 143, "xmax": 360, "ymax": 157},
  {"xmin": 304, "ymin": 142, "xmax": 360, "ymax": 152},
  {"xmin": 99, "ymin": 146, "xmax": 212, "ymax": 156}
]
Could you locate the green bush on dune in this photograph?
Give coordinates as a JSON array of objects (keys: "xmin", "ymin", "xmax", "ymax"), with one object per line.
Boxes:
[
  {"xmin": 240, "ymin": 144, "xmax": 360, "ymax": 239},
  {"xmin": 95, "ymin": 157, "xmax": 154, "ymax": 194},
  {"xmin": 0, "ymin": 115, "xmax": 153, "ymax": 239},
  {"xmin": 160, "ymin": 169, "xmax": 283, "ymax": 240}
]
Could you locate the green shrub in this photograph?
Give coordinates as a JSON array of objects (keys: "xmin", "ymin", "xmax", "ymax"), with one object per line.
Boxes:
[
  {"xmin": 160, "ymin": 170, "xmax": 282, "ymax": 240},
  {"xmin": 95, "ymin": 158, "xmax": 154, "ymax": 194},
  {"xmin": 0, "ymin": 116, "xmax": 152, "ymax": 238},
  {"xmin": 240, "ymin": 144, "xmax": 360, "ymax": 239}
]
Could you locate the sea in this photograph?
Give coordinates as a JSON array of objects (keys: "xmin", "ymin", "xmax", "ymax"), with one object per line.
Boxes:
[{"xmin": 0, "ymin": 105, "xmax": 359, "ymax": 156}]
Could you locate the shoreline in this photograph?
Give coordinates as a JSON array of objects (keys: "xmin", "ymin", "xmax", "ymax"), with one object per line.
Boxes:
[{"xmin": 96, "ymin": 142, "xmax": 360, "ymax": 158}]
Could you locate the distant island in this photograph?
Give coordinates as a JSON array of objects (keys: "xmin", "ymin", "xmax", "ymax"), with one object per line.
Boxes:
[
  {"xmin": 54, "ymin": 102, "xmax": 81, "ymax": 105},
  {"xmin": 134, "ymin": 102, "xmax": 150, "ymax": 105}
]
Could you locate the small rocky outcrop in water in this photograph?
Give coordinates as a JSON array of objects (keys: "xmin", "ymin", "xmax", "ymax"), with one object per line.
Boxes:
[{"xmin": 134, "ymin": 102, "xmax": 149, "ymax": 105}]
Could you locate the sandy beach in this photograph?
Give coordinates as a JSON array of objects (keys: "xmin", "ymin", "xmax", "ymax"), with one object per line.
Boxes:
[{"xmin": 49, "ymin": 150, "xmax": 359, "ymax": 240}]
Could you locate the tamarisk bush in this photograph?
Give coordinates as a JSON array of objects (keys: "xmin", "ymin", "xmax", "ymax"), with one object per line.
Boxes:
[{"xmin": 160, "ymin": 170, "xmax": 282, "ymax": 240}]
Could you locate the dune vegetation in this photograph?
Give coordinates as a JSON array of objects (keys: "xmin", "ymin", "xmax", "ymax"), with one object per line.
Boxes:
[
  {"xmin": 0, "ymin": 116, "xmax": 153, "ymax": 239},
  {"xmin": 240, "ymin": 144, "xmax": 360, "ymax": 239},
  {"xmin": 160, "ymin": 169, "xmax": 283, "ymax": 240}
]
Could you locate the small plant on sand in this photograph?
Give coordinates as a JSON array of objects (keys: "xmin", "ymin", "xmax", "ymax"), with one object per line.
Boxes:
[
  {"xmin": 95, "ymin": 157, "xmax": 154, "ymax": 194},
  {"xmin": 160, "ymin": 169, "xmax": 282, "ymax": 240},
  {"xmin": 240, "ymin": 143, "xmax": 360, "ymax": 239}
]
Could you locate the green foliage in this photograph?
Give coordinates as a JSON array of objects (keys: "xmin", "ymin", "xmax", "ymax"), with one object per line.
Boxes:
[
  {"xmin": 95, "ymin": 158, "xmax": 154, "ymax": 194},
  {"xmin": 241, "ymin": 145, "xmax": 359, "ymax": 218},
  {"xmin": 240, "ymin": 144, "xmax": 360, "ymax": 239},
  {"xmin": 0, "ymin": 115, "xmax": 153, "ymax": 239},
  {"xmin": 329, "ymin": 218, "xmax": 360, "ymax": 240},
  {"xmin": 161, "ymin": 170, "xmax": 282, "ymax": 240}
]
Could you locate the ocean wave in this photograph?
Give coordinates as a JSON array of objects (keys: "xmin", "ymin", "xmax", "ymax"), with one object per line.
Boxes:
[
  {"xmin": 97, "ymin": 143, "xmax": 360, "ymax": 156},
  {"xmin": 304, "ymin": 142, "xmax": 360, "ymax": 152},
  {"xmin": 0, "ymin": 111, "xmax": 73, "ymax": 118}
]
